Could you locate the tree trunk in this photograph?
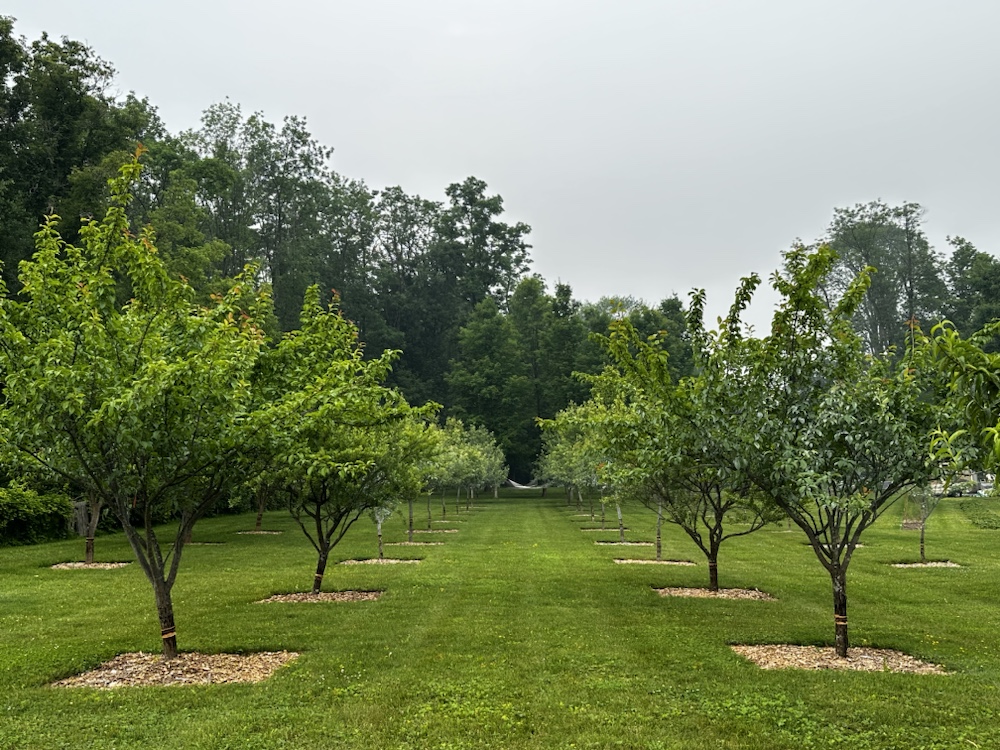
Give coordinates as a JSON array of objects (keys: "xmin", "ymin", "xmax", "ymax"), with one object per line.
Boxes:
[
  {"xmin": 919, "ymin": 521, "xmax": 926, "ymax": 563},
  {"xmin": 255, "ymin": 484, "xmax": 266, "ymax": 532},
  {"xmin": 708, "ymin": 557, "xmax": 719, "ymax": 591},
  {"xmin": 408, "ymin": 497, "xmax": 414, "ymax": 543},
  {"xmin": 456, "ymin": 487, "xmax": 461, "ymax": 516},
  {"xmin": 377, "ymin": 519, "xmax": 384, "ymax": 560},
  {"xmin": 494, "ymin": 485, "xmax": 498, "ymax": 499},
  {"xmin": 655, "ymin": 499, "xmax": 663, "ymax": 562},
  {"xmin": 600, "ymin": 503, "xmax": 606, "ymax": 530},
  {"xmin": 441, "ymin": 489, "xmax": 447, "ymax": 520},
  {"xmin": 590, "ymin": 495, "xmax": 594, "ymax": 522},
  {"xmin": 616, "ymin": 503, "xmax": 624, "ymax": 543},
  {"xmin": 312, "ymin": 547, "xmax": 330, "ymax": 595},
  {"xmin": 84, "ymin": 496, "xmax": 101, "ymax": 564},
  {"xmin": 427, "ymin": 494, "xmax": 433, "ymax": 529},
  {"xmin": 152, "ymin": 579, "xmax": 179, "ymax": 659},
  {"xmin": 832, "ymin": 566, "xmax": 849, "ymax": 658}
]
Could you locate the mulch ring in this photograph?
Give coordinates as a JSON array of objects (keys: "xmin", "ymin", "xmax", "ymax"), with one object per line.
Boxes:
[
  {"xmin": 50, "ymin": 562, "xmax": 130, "ymax": 570},
  {"xmin": 412, "ymin": 529, "xmax": 459, "ymax": 534},
  {"xmin": 51, "ymin": 651, "xmax": 298, "ymax": 689},
  {"xmin": 615, "ymin": 559, "xmax": 695, "ymax": 566},
  {"xmin": 339, "ymin": 558, "xmax": 421, "ymax": 565},
  {"xmin": 581, "ymin": 527, "xmax": 629, "ymax": 532},
  {"xmin": 595, "ymin": 541, "xmax": 652, "ymax": 546},
  {"xmin": 257, "ymin": 590, "xmax": 382, "ymax": 604},
  {"xmin": 433, "ymin": 519, "xmax": 466, "ymax": 523},
  {"xmin": 731, "ymin": 644, "xmax": 947, "ymax": 674},
  {"xmin": 654, "ymin": 586, "xmax": 775, "ymax": 601},
  {"xmin": 187, "ymin": 542, "xmax": 225, "ymax": 546},
  {"xmin": 237, "ymin": 530, "xmax": 283, "ymax": 535},
  {"xmin": 891, "ymin": 561, "xmax": 961, "ymax": 568},
  {"xmin": 386, "ymin": 541, "xmax": 444, "ymax": 546}
]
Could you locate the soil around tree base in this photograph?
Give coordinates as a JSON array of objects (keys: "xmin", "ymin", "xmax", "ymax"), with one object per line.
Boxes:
[
  {"xmin": 339, "ymin": 558, "xmax": 421, "ymax": 565},
  {"xmin": 386, "ymin": 541, "xmax": 444, "ymax": 546},
  {"xmin": 654, "ymin": 587, "xmax": 775, "ymax": 601},
  {"xmin": 257, "ymin": 590, "xmax": 382, "ymax": 603},
  {"xmin": 891, "ymin": 560, "xmax": 961, "ymax": 568},
  {"xmin": 50, "ymin": 562, "xmax": 130, "ymax": 570},
  {"xmin": 51, "ymin": 651, "xmax": 299, "ymax": 688},
  {"xmin": 731, "ymin": 644, "xmax": 947, "ymax": 674},
  {"xmin": 615, "ymin": 559, "xmax": 695, "ymax": 565}
]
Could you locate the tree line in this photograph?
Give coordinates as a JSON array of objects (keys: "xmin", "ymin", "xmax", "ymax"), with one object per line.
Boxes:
[{"xmin": 2, "ymin": 17, "xmax": 1000, "ymax": 486}]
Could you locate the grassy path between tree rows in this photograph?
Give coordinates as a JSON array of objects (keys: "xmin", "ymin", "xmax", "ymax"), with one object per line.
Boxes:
[{"xmin": 2, "ymin": 490, "xmax": 1000, "ymax": 748}]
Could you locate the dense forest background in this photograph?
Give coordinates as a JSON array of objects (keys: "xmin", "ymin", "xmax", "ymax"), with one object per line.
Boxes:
[{"xmin": 2, "ymin": 18, "xmax": 999, "ymax": 480}]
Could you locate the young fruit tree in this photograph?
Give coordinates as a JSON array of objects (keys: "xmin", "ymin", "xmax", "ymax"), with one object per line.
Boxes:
[
  {"xmin": 592, "ymin": 284, "xmax": 780, "ymax": 583},
  {"xmin": 0, "ymin": 156, "xmax": 268, "ymax": 658},
  {"xmin": 254, "ymin": 288, "xmax": 436, "ymax": 593},
  {"xmin": 537, "ymin": 403, "xmax": 606, "ymax": 522},
  {"xmin": 742, "ymin": 245, "xmax": 939, "ymax": 657}
]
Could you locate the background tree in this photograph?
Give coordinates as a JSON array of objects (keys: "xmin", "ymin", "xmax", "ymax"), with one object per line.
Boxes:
[{"xmin": 822, "ymin": 201, "xmax": 947, "ymax": 356}]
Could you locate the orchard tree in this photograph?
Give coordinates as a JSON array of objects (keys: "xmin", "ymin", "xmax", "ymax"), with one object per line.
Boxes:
[
  {"xmin": 254, "ymin": 287, "xmax": 436, "ymax": 593},
  {"xmin": 0, "ymin": 155, "xmax": 268, "ymax": 658},
  {"xmin": 593, "ymin": 282, "xmax": 779, "ymax": 582},
  {"xmin": 744, "ymin": 245, "xmax": 939, "ymax": 657}
]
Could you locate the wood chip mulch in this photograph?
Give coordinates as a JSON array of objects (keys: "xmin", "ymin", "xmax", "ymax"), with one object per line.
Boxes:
[
  {"xmin": 730, "ymin": 644, "xmax": 947, "ymax": 674},
  {"xmin": 51, "ymin": 651, "xmax": 299, "ymax": 689},
  {"xmin": 386, "ymin": 541, "xmax": 444, "ymax": 546},
  {"xmin": 595, "ymin": 541, "xmax": 652, "ymax": 546},
  {"xmin": 237, "ymin": 530, "xmax": 283, "ymax": 535},
  {"xmin": 339, "ymin": 558, "xmax": 421, "ymax": 565},
  {"xmin": 50, "ymin": 562, "xmax": 131, "ymax": 570},
  {"xmin": 187, "ymin": 542, "xmax": 225, "ymax": 546},
  {"xmin": 257, "ymin": 590, "xmax": 382, "ymax": 604},
  {"xmin": 891, "ymin": 561, "xmax": 961, "ymax": 568},
  {"xmin": 433, "ymin": 519, "xmax": 466, "ymax": 523},
  {"xmin": 654, "ymin": 587, "xmax": 775, "ymax": 601},
  {"xmin": 412, "ymin": 529, "xmax": 459, "ymax": 534},
  {"xmin": 614, "ymin": 559, "xmax": 695, "ymax": 565},
  {"xmin": 900, "ymin": 520, "xmax": 923, "ymax": 530},
  {"xmin": 581, "ymin": 527, "xmax": 629, "ymax": 532}
]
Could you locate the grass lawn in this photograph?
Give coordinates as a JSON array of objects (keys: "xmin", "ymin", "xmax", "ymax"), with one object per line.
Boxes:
[{"xmin": 2, "ymin": 490, "xmax": 1000, "ymax": 749}]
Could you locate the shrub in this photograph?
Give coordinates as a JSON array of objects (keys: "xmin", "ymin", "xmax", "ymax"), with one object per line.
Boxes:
[
  {"xmin": 959, "ymin": 498, "xmax": 1000, "ymax": 530},
  {"xmin": 0, "ymin": 485, "xmax": 73, "ymax": 546}
]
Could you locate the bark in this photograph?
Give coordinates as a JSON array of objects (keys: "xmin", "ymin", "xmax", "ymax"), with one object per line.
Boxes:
[
  {"xmin": 616, "ymin": 503, "xmax": 624, "ymax": 543},
  {"xmin": 494, "ymin": 486, "xmax": 498, "ymax": 499},
  {"xmin": 456, "ymin": 487, "xmax": 461, "ymax": 516},
  {"xmin": 408, "ymin": 497, "xmax": 414, "ymax": 542},
  {"xmin": 655, "ymin": 499, "xmax": 663, "ymax": 562},
  {"xmin": 377, "ymin": 520, "xmax": 384, "ymax": 560},
  {"xmin": 312, "ymin": 547, "xmax": 330, "ymax": 595},
  {"xmin": 153, "ymin": 579, "xmax": 178, "ymax": 659},
  {"xmin": 832, "ymin": 566, "xmax": 849, "ymax": 657},
  {"xmin": 441, "ymin": 489, "xmax": 447, "ymax": 520},
  {"xmin": 589, "ymin": 495, "xmax": 594, "ymax": 522},
  {"xmin": 708, "ymin": 558, "xmax": 719, "ymax": 591},
  {"xmin": 919, "ymin": 522, "xmax": 926, "ymax": 563},
  {"xmin": 255, "ymin": 484, "xmax": 267, "ymax": 531},
  {"xmin": 427, "ymin": 494, "xmax": 433, "ymax": 529},
  {"xmin": 600, "ymin": 504, "xmax": 606, "ymax": 530},
  {"xmin": 84, "ymin": 496, "xmax": 101, "ymax": 564}
]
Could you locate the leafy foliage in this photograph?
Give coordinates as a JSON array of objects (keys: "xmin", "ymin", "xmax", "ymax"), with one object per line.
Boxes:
[{"xmin": 0, "ymin": 484, "xmax": 72, "ymax": 546}]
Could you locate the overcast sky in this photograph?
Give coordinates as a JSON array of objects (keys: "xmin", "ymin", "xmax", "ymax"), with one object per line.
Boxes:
[{"xmin": 7, "ymin": 0, "xmax": 999, "ymax": 329}]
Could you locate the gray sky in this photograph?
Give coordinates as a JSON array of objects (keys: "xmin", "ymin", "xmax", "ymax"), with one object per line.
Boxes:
[{"xmin": 7, "ymin": 0, "xmax": 999, "ymax": 329}]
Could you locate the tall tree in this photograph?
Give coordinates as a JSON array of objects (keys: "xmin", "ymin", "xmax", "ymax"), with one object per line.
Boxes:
[{"xmin": 823, "ymin": 201, "xmax": 947, "ymax": 355}]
